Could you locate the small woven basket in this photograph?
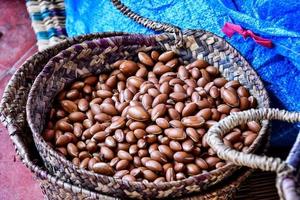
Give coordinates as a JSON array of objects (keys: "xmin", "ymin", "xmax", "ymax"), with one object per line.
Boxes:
[
  {"xmin": 26, "ymin": 27, "xmax": 270, "ymax": 199},
  {"xmin": 1, "ymin": 32, "xmax": 255, "ymax": 200},
  {"xmin": 206, "ymin": 108, "xmax": 300, "ymax": 200}
]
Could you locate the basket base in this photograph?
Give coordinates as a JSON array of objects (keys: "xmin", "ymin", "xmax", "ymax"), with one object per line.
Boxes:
[
  {"xmin": 39, "ymin": 168, "xmax": 252, "ymax": 200},
  {"xmin": 39, "ymin": 170, "xmax": 279, "ymax": 200}
]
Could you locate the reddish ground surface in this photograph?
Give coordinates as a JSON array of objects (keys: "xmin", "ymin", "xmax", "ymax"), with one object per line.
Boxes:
[{"xmin": 0, "ymin": 0, "xmax": 43, "ymax": 199}]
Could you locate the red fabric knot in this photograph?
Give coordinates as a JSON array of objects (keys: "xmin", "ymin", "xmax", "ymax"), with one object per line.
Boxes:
[{"xmin": 222, "ymin": 22, "xmax": 273, "ymax": 48}]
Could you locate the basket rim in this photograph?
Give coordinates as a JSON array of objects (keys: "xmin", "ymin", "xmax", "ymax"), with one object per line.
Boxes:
[
  {"xmin": 0, "ymin": 32, "xmax": 130, "ymax": 199},
  {"xmin": 0, "ymin": 32, "xmax": 129, "ymax": 128},
  {"xmin": 26, "ymin": 30, "xmax": 270, "ymax": 192},
  {"xmin": 0, "ymin": 30, "xmax": 266, "ymax": 199}
]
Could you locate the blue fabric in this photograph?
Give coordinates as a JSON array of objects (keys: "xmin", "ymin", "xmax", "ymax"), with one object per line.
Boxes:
[{"xmin": 65, "ymin": 0, "xmax": 300, "ymax": 147}]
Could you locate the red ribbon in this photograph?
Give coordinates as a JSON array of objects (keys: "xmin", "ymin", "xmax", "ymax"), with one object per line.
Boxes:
[{"xmin": 222, "ymin": 22, "xmax": 273, "ymax": 48}]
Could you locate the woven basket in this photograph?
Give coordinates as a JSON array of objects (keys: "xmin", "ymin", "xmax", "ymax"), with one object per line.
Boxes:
[
  {"xmin": 26, "ymin": 0, "xmax": 67, "ymax": 50},
  {"xmin": 26, "ymin": 27, "xmax": 270, "ymax": 199},
  {"xmin": 206, "ymin": 108, "xmax": 300, "ymax": 200},
  {"xmin": 0, "ymin": 31, "xmax": 256, "ymax": 200}
]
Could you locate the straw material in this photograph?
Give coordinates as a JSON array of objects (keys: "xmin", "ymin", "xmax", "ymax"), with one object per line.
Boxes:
[
  {"xmin": 236, "ymin": 171, "xmax": 279, "ymax": 200},
  {"xmin": 25, "ymin": 0, "xmax": 67, "ymax": 50},
  {"xmin": 26, "ymin": 30, "xmax": 270, "ymax": 199},
  {"xmin": 38, "ymin": 169, "xmax": 253, "ymax": 200},
  {"xmin": 1, "ymin": 31, "xmax": 258, "ymax": 200},
  {"xmin": 111, "ymin": 0, "xmax": 183, "ymax": 47},
  {"xmin": 4, "ymin": 0, "xmax": 295, "ymax": 198},
  {"xmin": 206, "ymin": 108, "xmax": 300, "ymax": 200}
]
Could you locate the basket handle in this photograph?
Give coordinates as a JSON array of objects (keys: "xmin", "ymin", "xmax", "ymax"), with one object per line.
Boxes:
[
  {"xmin": 110, "ymin": 0, "xmax": 183, "ymax": 47},
  {"xmin": 206, "ymin": 108, "xmax": 300, "ymax": 200}
]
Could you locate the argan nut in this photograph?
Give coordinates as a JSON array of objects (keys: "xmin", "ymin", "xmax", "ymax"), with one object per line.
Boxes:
[
  {"xmin": 119, "ymin": 60, "xmax": 139, "ymax": 75},
  {"xmin": 93, "ymin": 162, "xmax": 114, "ymax": 175}
]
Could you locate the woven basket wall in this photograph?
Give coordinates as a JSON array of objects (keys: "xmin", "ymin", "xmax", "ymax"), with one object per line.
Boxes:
[
  {"xmin": 1, "ymin": 32, "xmax": 258, "ymax": 200},
  {"xmin": 26, "ymin": 30, "xmax": 270, "ymax": 199}
]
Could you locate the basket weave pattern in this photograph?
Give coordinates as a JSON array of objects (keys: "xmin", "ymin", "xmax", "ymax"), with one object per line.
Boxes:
[
  {"xmin": 0, "ymin": 31, "xmax": 262, "ymax": 200},
  {"xmin": 26, "ymin": 30, "xmax": 270, "ymax": 199},
  {"xmin": 206, "ymin": 108, "xmax": 300, "ymax": 200}
]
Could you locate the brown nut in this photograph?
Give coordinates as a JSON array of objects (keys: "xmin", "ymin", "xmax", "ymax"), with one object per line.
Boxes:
[
  {"xmin": 117, "ymin": 150, "xmax": 133, "ymax": 161},
  {"xmin": 114, "ymin": 170, "xmax": 129, "ymax": 178},
  {"xmin": 145, "ymin": 125, "xmax": 162, "ymax": 135},
  {"xmin": 69, "ymin": 112, "xmax": 86, "ymax": 122},
  {"xmin": 190, "ymin": 59, "xmax": 209, "ymax": 69},
  {"xmin": 42, "ymin": 129, "xmax": 55, "ymax": 142},
  {"xmin": 105, "ymin": 136, "xmax": 117, "ymax": 148},
  {"xmin": 129, "ymin": 121, "xmax": 147, "ymax": 130},
  {"xmin": 182, "ymin": 139, "xmax": 194, "ymax": 152},
  {"xmin": 61, "ymin": 100, "xmax": 78, "ymax": 113},
  {"xmin": 158, "ymin": 145, "xmax": 174, "ymax": 159},
  {"xmin": 116, "ymin": 160, "xmax": 130, "ymax": 171},
  {"xmin": 196, "ymin": 108, "xmax": 212, "ymax": 120},
  {"xmin": 169, "ymin": 92, "xmax": 187, "ymax": 102},
  {"xmin": 165, "ymin": 168, "xmax": 175, "ymax": 181},
  {"xmin": 143, "ymin": 170, "xmax": 158, "ymax": 181},
  {"xmin": 145, "ymin": 160, "xmax": 163, "ymax": 172},
  {"xmin": 178, "ymin": 66, "xmax": 189, "ymax": 80},
  {"xmin": 164, "ymin": 128, "xmax": 186, "ymax": 141},
  {"xmin": 221, "ymin": 88, "xmax": 240, "ymax": 107},
  {"xmin": 158, "ymin": 51, "xmax": 175, "ymax": 62},
  {"xmin": 168, "ymin": 108, "xmax": 181, "ymax": 120},
  {"xmin": 169, "ymin": 140, "xmax": 182, "ymax": 151},
  {"xmin": 152, "ymin": 94, "xmax": 168, "ymax": 107},
  {"xmin": 155, "ymin": 118, "xmax": 169, "ymax": 129},
  {"xmin": 237, "ymin": 86, "xmax": 250, "ymax": 97},
  {"xmin": 173, "ymin": 151, "xmax": 194, "ymax": 163},
  {"xmin": 138, "ymin": 52, "xmax": 154, "ymax": 66},
  {"xmin": 181, "ymin": 116, "xmax": 205, "ymax": 128},
  {"xmin": 67, "ymin": 143, "xmax": 78, "ymax": 157},
  {"xmin": 93, "ymin": 162, "xmax": 114, "ymax": 175},
  {"xmin": 55, "ymin": 135, "xmax": 71, "ymax": 147},
  {"xmin": 174, "ymin": 162, "xmax": 186, "ymax": 172},
  {"xmin": 224, "ymin": 131, "xmax": 242, "ymax": 143},
  {"xmin": 100, "ymin": 103, "xmax": 118, "ymax": 116},
  {"xmin": 151, "ymin": 104, "xmax": 167, "ymax": 121},
  {"xmin": 205, "ymin": 157, "xmax": 221, "ymax": 168},
  {"xmin": 92, "ymin": 131, "xmax": 109, "ymax": 142},
  {"xmin": 160, "ymin": 82, "xmax": 171, "ymax": 94},
  {"xmin": 119, "ymin": 60, "xmax": 139, "ymax": 75},
  {"xmin": 244, "ymin": 133, "xmax": 257, "ymax": 146},
  {"xmin": 150, "ymin": 150, "xmax": 168, "ymax": 163},
  {"xmin": 84, "ymin": 76, "xmax": 98, "ymax": 85},
  {"xmin": 182, "ymin": 102, "xmax": 197, "ymax": 117},
  {"xmin": 186, "ymin": 128, "xmax": 200, "ymax": 143},
  {"xmin": 127, "ymin": 106, "xmax": 150, "ymax": 122},
  {"xmin": 186, "ymin": 163, "xmax": 201, "ymax": 175},
  {"xmin": 195, "ymin": 158, "xmax": 209, "ymax": 170},
  {"xmin": 122, "ymin": 174, "xmax": 136, "ymax": 182},
  {"xmin": 56, "ymin": 119, "xmax": 73, "ymax": 132},
  {"xmin": 247, "ymin": 121, "xmax": 261, "ymax": 133}
]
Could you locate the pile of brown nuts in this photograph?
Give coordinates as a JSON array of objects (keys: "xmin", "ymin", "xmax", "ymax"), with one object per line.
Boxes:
[{"xmin": 42, "ymin": 50, "xmax": 261, "ymax": 183}]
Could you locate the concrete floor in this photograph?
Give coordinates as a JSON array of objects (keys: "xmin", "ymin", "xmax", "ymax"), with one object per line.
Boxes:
[{"xmin": 0, "ymin": 0, "xmax": 43, "ymax": 199}]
